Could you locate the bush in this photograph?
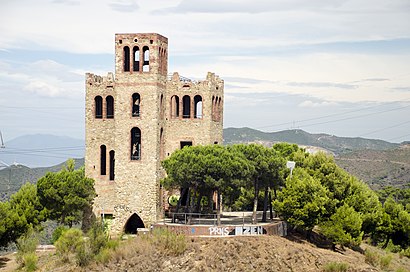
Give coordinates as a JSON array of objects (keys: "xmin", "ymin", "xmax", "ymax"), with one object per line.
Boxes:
[
  {"xmin": 323, "ymin": 262, "xmax": 349, "ymax": 272},
  {"xmin": 52, "ymin": 225, "xmax": 69, "ymax": 244},
  {"xmin": 95, "ymin": 248, "xmax": 113, "ymax": 264},
  {"xmin": 380, "ymin": 254, "xmax": 393, "ymax": 269},
  {"xmin": 21, "ymin": 252, "xmax": 38, "ymax": 272},
  {"xmin": 400, "ymin": 247, "xmax": 410, "ymax": 258},
  {"xmin": 16, "ymin": 230, "xmax": 39, "ymax": 270},
  {"xmin": 87, "ymin": 221, "xmax": 108, "ymax": 255},
  {"xmin": 151, "ymin": 228, "xmax": 186, "ymax": 256},
  {"xmin": 55, "ymin": 228, "xmax": 84, "ymax": 262},
  {"xmin": 364, "ymin": 249, "xmax": 380, "ymax": 266},
  {"xmin": 75, "ymin": 240, "xmax": 92, "ymax": 267}
]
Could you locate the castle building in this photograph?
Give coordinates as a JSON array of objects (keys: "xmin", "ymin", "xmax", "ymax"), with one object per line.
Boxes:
[{"xmin": 85, "ymin": 33, "xmax": 224, "ymax": 235}]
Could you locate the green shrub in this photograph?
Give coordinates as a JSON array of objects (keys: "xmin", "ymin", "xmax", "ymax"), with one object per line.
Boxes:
[
  {"xmin": 364, "ymin": 249, "xmax": 380, "ymax": 266},
  {"xmin": 55, "ymin": 228, "xmax": 84, "ymax": 262},
  {"xmin": 16, "ymin": 230, "xmax": 39, "ymax": 269},
  {"xmin": 95, "ymin": 248, "xmax": 113, "ymax": 264},
  {"xmin": 380, "ymin": 254, "xmax": 393, "ymax": 269},
  {"xmin": 399, "ymin": 247, "xmax": 410, "ymax": 258},
  {"xmin": 151, "ymin": 228, "xmax": 186, "ymax": 256},
  {"xmin": 22, "ymin": 252, "xmax": 38, "ymax": 272},
  {"xmin": 52, "ymin": 225, "xmax": 69, "ymax": 244},
  {"xmin": 323, "ymin": 262, "xmax": 349, "ymax": 272},
  {"xmin": 75, "ymin": 240, "xmax": 92, "ymax": 267},
  {"xmin": 87, "ymin": 221, "xmax": 109, "ymax": 255}
]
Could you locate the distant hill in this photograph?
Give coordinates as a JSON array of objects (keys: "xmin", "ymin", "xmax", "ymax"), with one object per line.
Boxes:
[
  {"xmin": 0, "ymin": 158, "xmax": 84, "ymax": 201},
  {"xmin": 223, "ymin": 127, "xmax": 398, "ymax": 154},
  {"xmin": 0, "ymin": 134, "xmax": 84, "ymax": 167}
]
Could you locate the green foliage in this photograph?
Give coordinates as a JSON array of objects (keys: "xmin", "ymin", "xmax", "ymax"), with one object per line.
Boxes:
[
  {"xmin": 0, "ymin": 183, "xmax": 46, "ymax": 247},
  {"xmin": 16, "ymin": 229, "xmax": 39, "ymax": 270},
  {"xmin": 87, "ymin": 221, "xmax": 109, "ymax": 255},
  {"xmin": 52, "ymin": 225, "xmax": 69, "ymax": 244},
  {"xmin": 37, "ymin": 159, "xmax": 96, "ymax": 226},
  {"xmin": 323, "ymin": 262, "xmax": 349, "ymax": 272},
  {"xmin": 151, "ymin": 228, "xmax": 187, "ymax": 256},
  {"xmin": 320, "ymin": 204, "xmax": 363, "ymax": 248},
  {"xmin": 273, "ymin": 168, "xmax": 331, "ymax": 231},
  {"xmin": 55, "ymin": 228, "xmax": 84, "ymax": 262},
  {"xmin": 379, "ymin": 254, "xmax": 393, "ymax": 270}
]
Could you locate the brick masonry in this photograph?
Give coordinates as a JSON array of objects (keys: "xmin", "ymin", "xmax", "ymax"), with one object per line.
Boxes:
[{"xmin": 85, "ymin": 33, "xmax": 224, "ymax": 235}]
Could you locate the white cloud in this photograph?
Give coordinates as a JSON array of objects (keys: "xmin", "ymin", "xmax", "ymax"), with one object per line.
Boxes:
[
  {"xmin": 23, "ymin": 80, "xmax": 62, "ymax": 97},
  {"xmin": 298, "ymin": 100, "xmax": 338, "ymax": 108}
]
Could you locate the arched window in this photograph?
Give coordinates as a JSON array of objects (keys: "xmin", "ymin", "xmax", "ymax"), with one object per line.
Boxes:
[
  {"xmin": 218, "ymin": 97, "xmax": 222, "ymax": 121},
  {"xmin": 160, "ymin": 127, "xmax": 164, "ymax": 161},
  {"xmin": 160, "ymin": 94, "xmax": 164, "ymax": 119},
  {"xmin": 170, "ymin": 95, "xmax": 179, "ymax": 118},
  {"xmin": 123, "ymin": 46, "xmax": 130, "ymax": 72},
  {"xmin": 109, "ymin": 150, "xmax": 115, "ymax": 181},
  {"xmin": 182, "ymin": 95, "xmax": 191, "ymax": 119},
  {"xmin": 211, "ymin": 96, "xmax": 215, "ymax": 121},
  {"xmin": 100, "ymin": 145, "xmax": 106, "ymax": 175},
  {"xmin": 106, "ymin": 96, "xmax": 114, "ymax": 119},
  {"xmin": 131, "ymin": 127, "xmax": 141, "ymax": 160},
  {"xmin": 95, "ymin": 96, "xmax": 103, "ymax": 119},
  {"xmin": 132, "ymin": 93, "xmax": 140, "ymax": 117},
  {"xmin": 194, "ymin": 95, "xmax": 203, "ymax": 119},
  {"xmin": 143, "ymin": 46, "xmax": 149, "ymax": 72},
  {"xmin": 133, "ymin": 46, "xmax": 140, "ymax": 72}
]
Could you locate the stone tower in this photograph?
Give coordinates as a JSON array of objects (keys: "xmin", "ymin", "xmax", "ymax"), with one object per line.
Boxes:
[{"xmin": 85, "ymin": 33, "xmax": 223, "ymax": 235}]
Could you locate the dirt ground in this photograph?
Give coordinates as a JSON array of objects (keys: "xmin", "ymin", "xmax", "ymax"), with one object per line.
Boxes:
[{"xmin": 2, "ymin": 234, "xmax": 409, "ymax": 272}]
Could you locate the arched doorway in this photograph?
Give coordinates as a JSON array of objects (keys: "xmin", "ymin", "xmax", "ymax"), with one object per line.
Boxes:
[{"xmin": 124, "ymin": 213, "xmax": 145, "ymax": 234}]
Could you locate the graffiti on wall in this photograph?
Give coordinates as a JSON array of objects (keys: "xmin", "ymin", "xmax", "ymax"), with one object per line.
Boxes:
[{"xmin": 208, "ymin": 225, "xmax": 266, "ymax": 236}]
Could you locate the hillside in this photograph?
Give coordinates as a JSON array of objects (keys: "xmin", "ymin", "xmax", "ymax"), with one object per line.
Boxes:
[
  {"xmin": 223, "ymin": 127, "xmax": 398, "ymax": 154},
  {"xmin": 0, "ymin": 158, "xmax": 84, "ymax": 201},
  {"xmin": 2, "ymin": 233, "xmax": 410, "ymax": 272},
  {"xmin": 335, "ymin": 146, "xmax": 410, "ymax": 190}
]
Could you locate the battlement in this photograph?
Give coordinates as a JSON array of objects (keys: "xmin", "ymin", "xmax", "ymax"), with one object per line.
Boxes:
[
  {"xmin": 167, "ymin": 72, "xmax": 224, "ymax": 92},
  {"xmin": 86, "ymin": 72, "xmax": 115, "ymax": 86}
]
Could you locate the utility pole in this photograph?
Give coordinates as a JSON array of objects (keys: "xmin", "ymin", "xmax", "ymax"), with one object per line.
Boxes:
[{"xmin": 0, "ymin": 130, "xmax": 5, "ymax": 148}]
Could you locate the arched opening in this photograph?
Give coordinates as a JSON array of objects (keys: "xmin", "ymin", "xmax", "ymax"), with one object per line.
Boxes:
[
  {"xmin": 160, "ymin": 127, "xmax": 164, "ymax": 161},
  {"xmin": 132, "ymin": 93, "xmax": 140, "ymax": 117},
  {"xmin": 109, "ymin": 150, "xmax": 115, "ymax": 181},
  {"xmin": 170, "ymin": 95, "xmax": 179, "ymax": 118},
  {"xmin": 106, "ymin": 96, "xmax": 114, "ymax": 119},
  {"xmin": 95, "ymin": 96, "xmax": 103, "ymax": 119},
  {"xmin": 160, "ymin": 94, "xmax": 164, "ymax": 119},
  {"xmin": 131, "ymin": 127, "xmax": 141, "ymax": 160},
  {"xmin": 100, "ymin": 145, "xmax": 106, "ymax": 175},
  {"xmin": 194, "ymin": 95, "xmax": 203, "ymax": 119},
  {"xmin": 133, "ymin": 46, "xmax": 140, "ymax": 72},
  {"xmin": 211, "ymin": 96, "xmax": 215, "ymax": 121},
  {"xmin": 182, "ymin": 95, "xmax": 191, "ymax": 119},
  {"xmin": 124, "ymin": 213, "xmax": 145, "ymax": 234},
  {"xmin": 123, "ymin": 46, "xmax": 130, "ymax": 72},
  {"xmin": 143, "ymin": 46, "xmax": 149, "ymax": 72},
  {"xmin": 217, "ymin": 97, "xmax": 222, "ymax": 121}
]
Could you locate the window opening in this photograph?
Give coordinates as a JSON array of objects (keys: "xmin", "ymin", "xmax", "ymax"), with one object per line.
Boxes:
[
  {"xmin": 131, "ymin": 127, "xmax": 141, "ymax": 160},
  {"xmin": 143, "ymin": 46, "xmax": 149, "ymax": 72},
  {"xmin": 100, "ymin": 145, "xmax": 106, "ymax": 175},
  {"xmin": 160, "ymin": 128, "xmax": 164, "ymax": 161},
  {"xmin": 132, "ymin": 93, "xmax": 140, "ymax": 117},
  {"xmin": 180, "ymin": 141, "xmax": 192, "ymax": 149},
  {"xmin": 95, "ymin": 96, "xmax": 103, "ymax": 119},
  {"xmin": 171, "ymin": 95, "xmax": 179, "ymax": 118},
  {"xmin": 194, "ymin": 95, "xmax": 203, "ymax": 119},
  {"xmin": 182, "ymin": 95, "xmax": 191, "ymax": 119},
  {"xmin": 160, "ymin": 94, "xmax": 164, "ymax": 119},
  {"xmin": 109, "ymin": 150, "xmax": 115, "ymax": 181},
  {"xmin": 106, "ymin": 96, "xmax": 114, "ymax": 119},
  {"xmin": 123, "ymin": 46, "xmax": 130, "ymax": 72},
  {"xmin": 133, "ymin": 46, "xmax": 140, "ymax": 72}
]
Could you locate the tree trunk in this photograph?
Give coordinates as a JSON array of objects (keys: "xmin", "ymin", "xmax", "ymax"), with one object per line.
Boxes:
[
  {"xmin": 269, "ymin": 191, "xmax": 273, "ymax": 220},
  {"xmin": 262, "ymin": 186, "xmax": 269, "ymax": 222},
  {"xmin": 174, "ymin": 187, "xmax": 187, "ymax": 222},
  {"xmin": 217, "ymin": 190, "xmax": 221, "ymax": 226},
  {"xmin": 195, "ymin": 191, "xmax": 202, "ymax": 213},
  {"xmin": 252, "ymin": 179, "xmax": 259, "ymax": 224}
]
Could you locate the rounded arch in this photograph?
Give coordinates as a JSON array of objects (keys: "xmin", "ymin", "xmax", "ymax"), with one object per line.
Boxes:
[
  {"xmin": 131, "ymin": 127, "xmax": 141, "ymax": 160},
  {"xmin": 194, "ymin": 95, "xmax": 203, "ymax": 119},
  {"xmin": 123, "ymin": 46, "xmax": 130, "ymax": 72},
  {"xmin": 106, "ymin": 95, "xmax": 114, "ymax": 119},
  {"xmin": 182, "ymin": 95, "xmax": 191, "ymax": 119},
  {"xmin": 94, "ymin": 96, "xmax": 103, "ymax": 119},
  {"xmin": 132, "ymin": 46, "xmax": 140, "ymax": 72},
  {"xmin": 132, "ymin": 93, "xmax": 141, "ymax": 117},
  {"xmin": 124, "ymin": 213, "xmax": 145, "ymax": 234},
  {"xmin": 170, "ymin": 95, "xmax": 179, "ymax": 118}
]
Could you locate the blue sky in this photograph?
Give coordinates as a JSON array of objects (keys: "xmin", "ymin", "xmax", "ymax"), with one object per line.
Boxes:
[{"xmin": 1, "ymin": 0, "xmax": 410, "ymax": 143}]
